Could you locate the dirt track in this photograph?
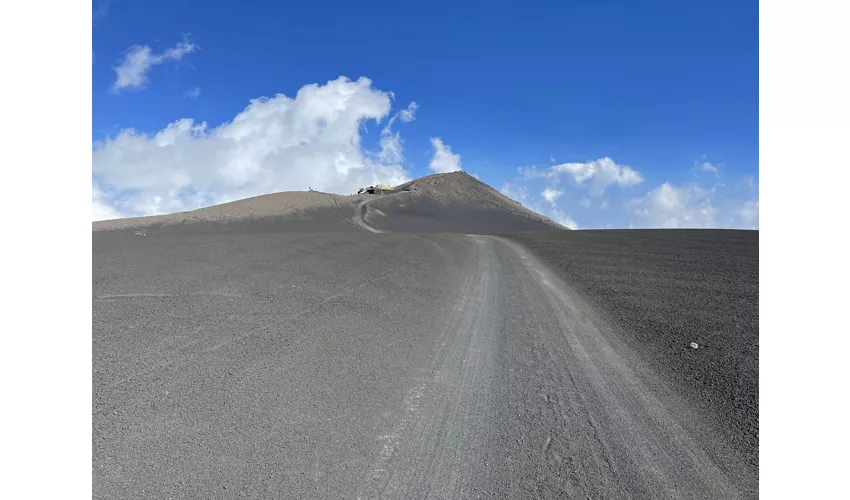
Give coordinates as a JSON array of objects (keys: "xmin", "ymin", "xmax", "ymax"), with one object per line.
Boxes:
[
  {"xmin": 93, "ymin": 172, "xmax": 758, "ymax": 498},
  {"xmin": 506, "ymin": 229, "xmax": 759, "ymax": 473}
]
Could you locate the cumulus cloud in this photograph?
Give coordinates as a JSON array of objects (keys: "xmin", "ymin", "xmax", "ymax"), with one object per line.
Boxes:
[
  {"xmin": 628, "ymin": 183, "xmax": 718, "ymax": 228},
  {"xmin": 428, "ymin": 137, "xmax": 462, "ymax": 173},
  {"xmin": 519, "ymin": 157, "xmax": 643, "ymax": 196},
  {"xmin": 579, "ymin": 197, "xmax": 591, "ymax": 209},
  {"xmin": 112, "ymin": 37, "xmax": 199, "ymax": 92},
  {"xmin": 554, "ymin": 158, "xmax": 643, "ymax": 195},
  {"xmin": 92, "ymin": 77, "xmax": 414, "ymax": 219},
  {"xmin": 185, "ymin": 86, "xmax": 202, "ymax": 99},
  {"xmin": 629, "ymin": 182, "xmax": 759, "ymax": 229},
  {"xmin": 541, "ymin": 187, "xmax": 563, "ymax": 204}
]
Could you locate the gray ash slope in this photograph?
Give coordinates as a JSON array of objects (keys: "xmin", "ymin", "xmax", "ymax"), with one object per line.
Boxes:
[
  {"xmin": 362, "ymin": 172, "xmax": 564, "ymax": 233},
  {"xmin": 93, "ymin": 171, "xmax": 758, "ymax": 499},
  {"xmin": 93, "ymin": 171, "xmax": 564, "ymax": 235}
]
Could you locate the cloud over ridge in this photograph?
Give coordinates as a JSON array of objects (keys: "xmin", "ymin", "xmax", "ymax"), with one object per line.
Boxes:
[{"xmin": 93, "ymin": 77, "xmax": 416, "ymax": 219}]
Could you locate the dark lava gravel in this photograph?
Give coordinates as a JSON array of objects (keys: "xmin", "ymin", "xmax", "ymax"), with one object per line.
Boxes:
[{"xmin": 505, "ymin": 229, "xmax": 759, "ymax": 470}]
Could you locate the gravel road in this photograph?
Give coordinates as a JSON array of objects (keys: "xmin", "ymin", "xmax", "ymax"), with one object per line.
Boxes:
[
  {"xmin": 506, "ymin": 229, "xmax": 759, "ymax": 477},
  {"xmin": 93, "ymin": 226, "xmax": 756, "ymax": 498}
]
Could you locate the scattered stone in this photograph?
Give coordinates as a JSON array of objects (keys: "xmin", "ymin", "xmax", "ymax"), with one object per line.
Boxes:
[{"xmin": 689, "ymin": 342, "xmax": 699, "ymax": 349}]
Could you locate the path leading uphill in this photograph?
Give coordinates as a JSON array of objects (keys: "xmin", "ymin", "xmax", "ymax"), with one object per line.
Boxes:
[{"xmin": 93, "ymin": 227, "xmax": 756, "ymax": 499}]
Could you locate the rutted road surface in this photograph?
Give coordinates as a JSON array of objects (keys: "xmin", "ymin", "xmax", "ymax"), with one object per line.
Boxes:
[
  {"xmin": 353, "ymin": 235, "xmax": 749, "ymax": 499},
  {"xmin": 93, "ymin": 230, "xmax": 754, "ymax": 499}
]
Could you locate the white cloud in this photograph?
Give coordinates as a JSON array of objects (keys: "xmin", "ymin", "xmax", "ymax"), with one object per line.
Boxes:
[
  {"xmin": 500, "ymin": 183, "xmax": 529, "ymax": 203},
  {"xmin": 549, "ymin": 206, "xmax": 579, "ymax": 229},
  {"xmin": 378, "ymin": 126, "xmax": 404, "ymax": 165},
  {"xmin": 733, "ymin": 200, "xmax": 759, "ymax": 229},
  {"xmin": 377, "ymin": 101, "xmax": 419, "ymax": 165},
  {"xmin": 696, "ymin": 161, "xmax": 719, "ymax": 176},
  {"xmin": 112, "ymin": 37, "xmax": 199, "ymax": 92},
  {"xmin": 92, "ymin": 181, "xmax": 122, "ymax": 221},
  {"xmin": 628, "ymin": 182, "xmax": 759, "ymax": 229},
  {"xmin": 517, "ymin": 165, "xmax": 540, "ymax": 180},
  {"xmin": 628, "ymin": 183, "xmax": 717, "ymax": 228},
  {"xmin": 506, "ymin": 159, "xmax": 760, "ymax": 229},
  {"xmin": 519, "ymin": 157, "xmax": 643, "ymax": 196},
  {"xmin": 554, "ymin": 158, "xmax": 643, "ymax": 195},
  {"xmin": 399, "ymin": 101, "xmax": 418, "ymax": 122},
  {"xmin": 428, "ymin": 137, "xmax": 462, "ymax": 173},
  {"xmin": 93, "ymin": 76, "xmax": 414, "ymax": 219},
  {"xmin": 541, "ymin": 187, "xmax": 563, "ymax": 204},
  {"xmin": 502, "ymin": 184, "xmax": 578, "ymax": 229},
  {"xmin": 185, "ymin": 86, "xmax": 201, "ymax": 99}
]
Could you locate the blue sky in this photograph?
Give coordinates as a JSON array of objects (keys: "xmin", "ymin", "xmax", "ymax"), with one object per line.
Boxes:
[{"xmin": 92, "ymin": 0, "xmax": 759, "ymax": 229}]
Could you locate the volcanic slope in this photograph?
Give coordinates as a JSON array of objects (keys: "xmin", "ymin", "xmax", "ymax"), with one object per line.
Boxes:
[
  {"xmin": 92, "ymin": 171, "xmax": 563, "ymax": 235},
  {"xmin": 93, "ymin": 171, "xmax": 758, "ymax": 499},
  {"xmin": 361, "ymin": 172, "xmax": 564, "ymax": 233}
]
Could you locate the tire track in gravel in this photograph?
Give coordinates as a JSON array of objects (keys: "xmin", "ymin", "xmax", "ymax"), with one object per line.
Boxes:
[
  {"xmin": 488, "ymin": 237, "xmax": 753, "ymax": 498},
  {"xmin": 355, "ymin": 235, "xmax": 753, "ymax": 499},
  {"xmin": 354, "ymin": 235, "xmax": 501, "ymax": 500}
]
